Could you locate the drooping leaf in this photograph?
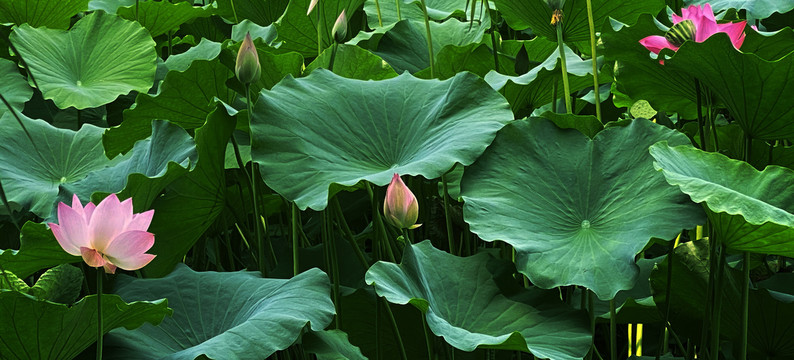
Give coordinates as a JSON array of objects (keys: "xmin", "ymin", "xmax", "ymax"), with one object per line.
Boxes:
[
  {"xmin": 0, "ymin": 291, "xmax": 171, "ymax": 360},
  {"xmin": 0, "ymin": 222, "xmax": 79, "ymax": 279},
  {"xmin": 9, "ymin": 11, "xmax": 157, "ymax": 109},
  {"xmin": 493, "ymin": 0, "xmax": 664, "ymax": 43},
  {"xmin": 365, "ymin": 241, "xmax": 591, "ymax": 359},
  {"xmin": 140, "ymin": 105, "xmax": 233, "ymax": 277},
  {"xmin": 105, "ymin": 265, "xmax": 334, "ymax": 360},
  {"xmin": 305, "ymin": 44, "xmax": 398, "ymax": 80},
  {"xmin": 0, "ymin": 58, "xmax": 33, "ymax": 118},
  {"xmin": 250, "ymin": 69, "xmax": 513, "ymax": 211},
  {"xmin": 117, "ymin": 1, "xmax": 212, "ymax": 37},
  {"xmin": 303, "ymin": 330, "xmax": 368, "ymax": 360},
  {"xmin": 650, "ymin": 142, "xmax": 794, "ymax": 257},
  {"xmin": 0, "ymin": 0, "xmax": 88, "ymax": 29},
  {"xmin": 27, "ymin": 264, "xmax": 83, "ymax": 304},
  {"xmin": 461, "ymin": 119, "xmax": 704, "ymax": 300}
]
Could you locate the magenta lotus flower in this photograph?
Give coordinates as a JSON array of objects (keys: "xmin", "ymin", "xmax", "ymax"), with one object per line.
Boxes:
[
  {"xmin": 49, "ymin": 194, "xmax": 156, "ymax": 274},
  {"xmin": 639, "ymin": 3, "xmax": 747, "ymax": 56},
  {"xmin": 383, "ymin": 173, "xmax": 421, "ymax": 229}
]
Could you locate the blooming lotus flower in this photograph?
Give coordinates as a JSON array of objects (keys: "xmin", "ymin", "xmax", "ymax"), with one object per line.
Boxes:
[
  {"xmin": 384, "ymin": 174, "xmax": 421, "ymax": 229},
  {"xmin": 639, "ymin": 4, "xmax": 746, "ymax": 55},
  {"xmin": 332, "ymin": 10, "xmax": 348, "ymax": 43},
  {"xmin": 235, "ymin": 32, "xmax": 261, "ymax": 85},
  {"xmin": 49, "ymin": 194, "xmax": 156, "ymax": 274}
]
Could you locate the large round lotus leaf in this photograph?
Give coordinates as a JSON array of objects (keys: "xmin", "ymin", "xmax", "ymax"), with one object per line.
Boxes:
[
  {"xmin": 492, "ymin": 0, "xmax": 663, "ymax": 43},
  {"xmin": 117, "ymin": 1, "xmax": 211, "ymax": 37},
  {"xmin": 8, "ymin": 11, "xmax": 156, "ymax": 109},
  {"xmin": 461, "ymin": 118, "xmax": 704, "ymax": 300},
  {"xmin": 0, "ymin": 222, "xmax": 79, "ymax": 279},
  {"xmin": 105, "ymin": 265, "xmax": 335, "ymax": 360},
  {"xmin": 364, "ymin": 0, "xmax": 471, "ymax": 27},
  {"xmin": 366, "ymin": 241, "xmax": 591, "ymax": 359},
  {"xmin": 0, "ymin": 0, "xmax": 87, "ymax": 29},
  {"xmin": 665, "ymin": 35, "xmax": 794, "ymax": 140},
  {"xmin": 250, "ymin": 69, "xmax": 513, "ymax": 211},
  {"xmin": 0, "ymin": 291, "xmax": 170, "ymax": 360},
  {"xmin": 650, "ymin": 142, "xmax": 794, "ymax": 257},
  {"xmin": 0, "ymin": 58, "xmax": 32, "ymax": 119}
]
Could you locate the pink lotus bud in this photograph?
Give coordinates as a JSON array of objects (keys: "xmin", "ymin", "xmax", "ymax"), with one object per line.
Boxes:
[
  {"xmin": 332, "ymin": 10, "xmax": 347, "ymax": 43},
  {"xmin": 383, "ymin": 173, "xmax": 421, "ymax": 229},
  {"xmin": 49, "ymin": 194, "xmax": 156, "ymax": 274},
  {"xmin": 235, "ymin": 32, "xmax": 261, "ymax": 85}
]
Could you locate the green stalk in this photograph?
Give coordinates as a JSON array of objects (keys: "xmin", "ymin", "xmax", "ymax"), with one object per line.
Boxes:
[
  {"xmin": 695, "ymin": 79, "xmax": 707, "ymax": 150},
  {"xmin": 740, "ymin": 134, "xmax": 752, "ymax": 359},
  {"xmin": 419, "ymin": 0, "xmax": 435, "ymax": 77},
  {"xmin": 77, "ymin": 109, "xmax": 83, "ymax": 129},
  {"xmin": 441, "ymin": 174, "xmax": 455, "ymax": 254},
  {"xmin": 373, "ymin": 0, "xmax": 383, "ymax": 26},
  {"xmin": 245, "ymin": 85, "xmax": 266, "ymax": 276},
  {"xmin": 292, "ymin": 202, "xmax": 300, "ymax": 276},
  {"xmin": 483, "ymin": 0, "xmax": 499, "ymax": 71},
  {"xmin": 707, "ymin": 91, "xmax": 719, "ymax": 151},
  {"xmin": 0, "ymin": 94, "xmax": 46, "ymax": 165},
  {"xmin": 710, "ymin": 234, "xmax": 724, "ymax": 359},
  {"xmin": 584, "ymin": 0, "xmax": 601, "ymax": 122},
  {"xmin": 588, "ymin": 291, "xmax": 596, "ymax": 359},
  {"xmin": 658, "ymin": 237, "xmax": 677, "ymax": 357},
  {"xmin": 421, "ymin": 310, "xmax": 433, "ymax": 359},
  {"xmin": 395, "ymin": 0, "xmax": 402, "ymax": 21},
  {"xmin": 366, "ymin": 183, "xmax": 396, "ymax": 262},
  {"xmin": 96, "ymin": 269, "xmax": 104, "ymax": 360},
  {"xmin": 332, "ymin": 197, "xmax": 369, "ymax": 267},
  {"xmin": 167, "ymin": 31, "xmax": 173, "ymax": 59},
  {"xmin": 555, "ymin": 20, "xmax": 572, "ymax": 114},
  {"xmin": 316, "ymin": 2, "xmax": 323, "ymax": 58},
  {"xmin": 136, "ymin": 0, "xmax": 139, "ymax": 21},
  {"xmin": 230, "ymin": 0, "xmax": 239, "ymax": 23},
  {"xmin": 328, "ymin": 43, "xmax": 338, "ymax": 72},
  {"xmin": 383, "ymin": 298, "xmax": 408, "ymax": 360},
  {"xmin": 609, "ymin": 299, "xmax": 616, "ymax": 360}
]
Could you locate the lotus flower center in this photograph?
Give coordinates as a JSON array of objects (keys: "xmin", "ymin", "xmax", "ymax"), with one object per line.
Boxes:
[
  {"xmin": 665, "ymin": 19, "xmax": 696, "ymax": 47},
  {"xmin": 581, "ymin": 220, "xmax": 591, "ymax": 229}
]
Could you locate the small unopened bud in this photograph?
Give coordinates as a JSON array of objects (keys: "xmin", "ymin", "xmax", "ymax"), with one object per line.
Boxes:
[
  {"xmin": 307, "ymin": 0, "xmax": 319, "ymax": 15},
  {"xmin": 550, "ymin": 9, "xmax": 563, "ymax": 26},
  {"xmin": 383, "ymin": 173, "xmax": 421, "ymax": 229},
  {"xmin": 332, "ymin": 10, "xmax": 347, "ymax": 43},
  {"xmin": 235, "ymin": 32, "xmax": 261, "ymax": 85}
]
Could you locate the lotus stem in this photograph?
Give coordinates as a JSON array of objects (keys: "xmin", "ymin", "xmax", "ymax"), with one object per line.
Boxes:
[
  {"xmin": 0, "ymin": 179, "xmax": 20, "ymax": 233},
  {"xmin": 328, "ymin": 43, "xmax": 338, "ymax": 72},
  {"xmin": 0, "ymin": 94, "xmax": 45, "ymax": 163},
  {"xmin": 585, "ymin": 0, "xmax": 601, "ymax": 122},
  {"xmin": 609, "ymin": 299, "xmax": 617, "ymax": 360},
  {"xmin": 658, "ymin": 234, "xmax": 678, "ymax": 357},
  {"xmin": 230, "ymin": 0, "xmax": 239, "ymax": 23},
  {"xmin": 96, "ymin": 268, "xmax": 103, "ymax": 360},
  {"xmin": 395, "ymin": 0, "xmax": 402, "ymax": 21},
  {"xmin": 695, "ymin": 79, "xmax": 707, "ymax": 150},
  {"xmin": 316, "ymin": 2, "xmax": 323, "ymax": 57},
  {"xmin": 483, "ymin": 0, "xmax": 499, "ymax": 71},
  {"xmin": 707, "ymin": 92, "xmax": 719, "ymax": 151},
  {"xmin": 242, "ymin": 85, "xmax": 266, "ymax": 276},
  {"xmin": 740, "ymin": 134, "xmax": 752, "ymax": 359},
  {"xmin": 77, "ymin": 108, "xmax": 83, "ymax": 129},
  {"xmin": 555, "ymin": 17, "xmax": 572, "ymax": 114},
  {"xmin": 710, "ymin": 233, "xmax": 724, "ymax": 359},
  {"xmin": 441, "ymin": 174, "xmax": 455, "ymax": 254},
  {"xmin": 373, "ymin": 0, "xmax": 383, "ymax": 26},
  {"xmin": 366, "ymin": 182, "xmax": 396, "ymax": 262},
  {"xmin": 421, "ymin": 310, "xmax": 433, "ymax": 358},
  {"xmin": 292, "ymin": 202, "xmax": 300, "ymax": 276},
  {"xmin": 588, "ymin": 290, "xmax": 596, "ymax": 359},
  {"xmin": 383, "ymin": 297, "xmax": 408, "ymax": 360},
  {"xmin": 419, "ymin": 0, "xmax": 435, "ymax": 77},
  {"xmin": 136, "ymin": 0, "xmax": 139, "ymax": 21},
  {"xmin": 332, "ymin": 197, "xmax": 369, "ymax": 267}
]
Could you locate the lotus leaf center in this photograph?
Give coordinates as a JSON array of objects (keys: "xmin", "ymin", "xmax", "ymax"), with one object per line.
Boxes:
[
  {"xmin": 76, "ymin": 80, "xmax": 82, "ymax": 86},
  {"xmin": 60, "ymin": 176, "xmax": 67, "ymax": 183},
  {"xmin": 581, "ymin": 220, "xmax": 591, "ymax": 229}
]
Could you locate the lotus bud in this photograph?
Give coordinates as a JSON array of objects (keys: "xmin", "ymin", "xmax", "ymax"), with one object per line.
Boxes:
[
  {"xmin": 383, "ymin": 173, "xmax": 421, "ymax": 229},
  {"xmin": 235, "ymin": 32, "xmax": 261, "ymax": 85},
  {"xmin": 332, "ymin": 10, "xmax": 347, "ymax": 43},
  {"xmin": 307, "ymin": 0, "xmax": 319, "ymax": 15}
]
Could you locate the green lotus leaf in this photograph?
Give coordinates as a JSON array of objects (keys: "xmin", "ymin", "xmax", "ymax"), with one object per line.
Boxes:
[
  {"xmin": 374, "ymin": 18, "xmax": 488, "ymax": 73},
  {"xmin": 250, "ymin": 69, "xmax": 513, "ymax": 211},
  {"xmin": 274, "ymin": 0, "xmax": 365, "ymax": 56},
  {"xmin": 493, "ymin": 0, "xmax": 663, "ymax": 43},
  {"xmin": 414, "ymin": 43, "xmax": 516, "ymax": 80},
  {"xmin": 216, "ymin": 0, "xmax": 289, "ymax": 26},
  {"xmin": 303, "ymin": 330, "xmax": 367, "ymax": 360},
  {"xmin": 363, "ymin": 0, "xmax": 472, "ymax": 28},
  {"xmin": 140, "ymin": 105, "xmax": 233, "ymax": 277},
  {"xmin": 601, "ymin": 14, "xmax": 698, "ymax": 118},
  {"xmin": 0, "ymin": 0, "xmax": 88, "ymax": 29},
  {"xmin": 105, "ymin": 265, "xmax": 334, "ymax": 359},
  {"xmin": 117, "ymin": 1, "xmax": 211, "ymax": 37},
  {"xmin": 366, "ymin": 241, "xmax": 591, "ymax": 359},
  {"xmin": 306, "ymin": 44, "xmax": 398, "ymax": 80},
  {"xmin": 687, "ymin": 0, "xmax": 794, "ymax": 21},
  {"xmin": 0, "ymin": 291, "xmax": 171, "ymax": 360},
  {"xmin": 8, "ymin": 11, "xmax": 157, "ymax": 109},
  {"xmin": 665, "ymin": 35, "xmax": 794, "ymax": 140},
  {"xmin": 26, "ymin": 264, "xmax": 83, "ymax": 304},
  {"xmin": 532, "ymin": 111, "xmax": 604, "ymax": 139},
  {"xmin": 650, "ymin": 142, "xmax": 794, "ymax": 256},
  {"xmin": 0, "ymin": 222, "xmax": 79, "ymax": 279},
  {"xmin": 162, "ymin": 38, "xmax": 223, "ymax": 73},
  {"xmin": 0, "ymin": 58, "xmax": 32, "ymax": 118},
  {"xmin": 461, "ymin": 118, "xmax": 704, "ymax": 300},
  {"xmin": 0, "ymin": 270, "xmax": 28, "ymax": 292}
]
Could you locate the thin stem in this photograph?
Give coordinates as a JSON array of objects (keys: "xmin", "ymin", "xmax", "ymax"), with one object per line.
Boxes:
[
  {"xmin": 292, "ymin": 202, "xmax": 300, "ymax": 276},
  {"xmin": 585, "ymin": 0, "xmax": 601, "ymax": 122},
  {"xmin": 316, "ymin": 2, "xmax": 323, "ymax": 58},
  {"xmin": 0, "ymin": 94, "xmax": 46, "ymax": 164},
  {"xmin": 441, "ymin": 174, "xmax": 455, "ymax": 254},
  {"xmin": 421, "ymin": 310, "xmax": 433, "ymax": 359},
  {"xmin": 372, "ymin": 0, "xmax": 383, "ymax": 26},
  {"xmin": 230, "ymin": 0, "xmax": 239, "ymax": 23},
  {"xmin": 332, "ymin": 197, "xmax": 369, "ymax": 268},
  {"xmin": 401, "ymin": 228, "xmax": 411, "ymax": 244},
  {"xmin": 395, "ymin": 0, "xmax": 402, "ymax": 21},
  {"xmin": 419, "ymin": 0, "xmax": 435, "ymax": 77},
  {"xmin": 707, "ymin": 92, "xmax": 719, "ymax": 151},
  {"xmin": 382, "ymin": 298, "xmax": 408, "ymax": 360},
  {"xmin": 245, "ymin": 85, "xmax": 265, "ymax": 276},
  {"xmin": 77, "ymin": 109, "xmax": 83, "ymax": 129},
  {"xmin": 328, "ymin": 43, "xmax": 338, "ymax": 72},
  {"xmin": 96, "ymin": 268, "xmax": 103, "ymax": 360},
  {"xmin": 136, "ymin": 0, "xmax": 139, "ymax": 21},
  {"xmin": 483, "ymin": 0, "xmax": 499, "ymax": 71},
  {"xmin": 609, "ymin": 299, "xmax": 617, "ymax": 360},
  {"xmin": 710, "ymin": 237, "xmax": 724, "ymax": 359},
  {"xmin": 695, "ymin": 79, "xmax": 707, "ymax": 150},
  {"xmin": 367, "ymin": 183, "xmax": 396, "ymax": 262},
  {"xmin": 588, "ymin": 291, "xmax": 596, "ymax": 359},
  {"xmin": 658, "ymin": 235, "xmax": 677, "ymax": 357},
  {"xmin": 0, "ymin": 177, "xmax": 20, "ymax": 232},
  {"xmin": 555, "ymin": 21, "xmax": 572, "ymax": 114},
  {"xmin": 740, "ymin": 134, "xmax": 752, "ymax": 359}
]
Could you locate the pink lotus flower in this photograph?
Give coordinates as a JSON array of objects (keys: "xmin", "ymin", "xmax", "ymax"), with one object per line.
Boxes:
[
  {"xmin": 639, "ymin": 4, "xmax": 746, "ymax": 55},
  {"xmin": 49, "ymin": 194, "xmax": 156, "ymax": 274},
  {"xmin": 383, "ymin": 173, "xmax": 421, "ymax": 229}
]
